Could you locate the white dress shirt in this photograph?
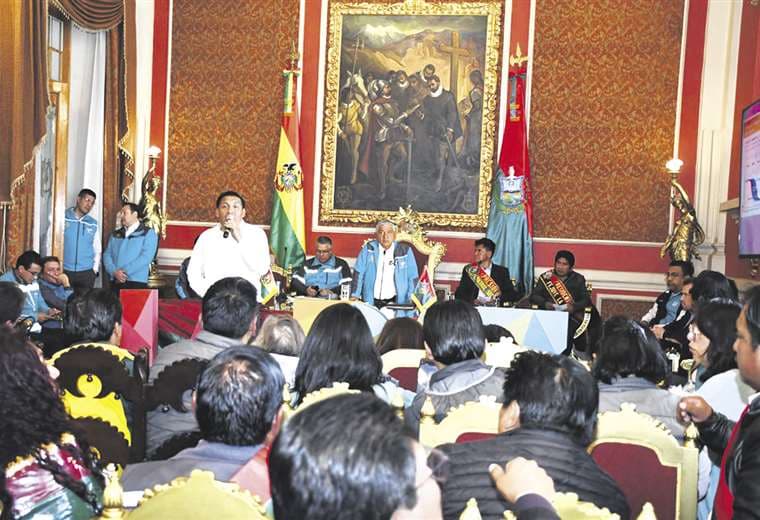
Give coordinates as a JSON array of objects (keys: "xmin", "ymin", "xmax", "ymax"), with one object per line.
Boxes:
[
  {"xmin": 187, "ymin": 222, "xmax": 271, "ymax": 299},
  {"xmin": 374, "ymin": 243, "xmax": 397, "ymax": 300},
  {"xmin": 124, "ymin": 221, "xmax": 140, "ymax": 238}
]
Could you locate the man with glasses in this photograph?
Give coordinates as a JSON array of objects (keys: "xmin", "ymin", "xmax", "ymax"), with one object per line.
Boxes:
[
  {"xmin": 642, "ymin": 260, "xmax": 695, "ymax": 363},
  {"xmin": 642, "ymin": 260, "xmax": 694, "ymax": 330},
  {"xmin": 0, "ymin": 250, "xmax": 59, "ymax": 327},
  {"xmin": 291, "ymin": 236, "xmax": 351, "ymax": 298}
]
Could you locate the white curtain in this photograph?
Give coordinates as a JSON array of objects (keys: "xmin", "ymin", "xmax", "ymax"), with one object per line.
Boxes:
[
  {"xmin": 67, "ymin": 26, "xmax": 105, "ymax": 230},
  {"xmin": 33, "ymin": 106, "xmax": 57, "ymax": 255},
  {"xmin": 133, "ymin": 0, "xmax": 155, "ymax": 201}
]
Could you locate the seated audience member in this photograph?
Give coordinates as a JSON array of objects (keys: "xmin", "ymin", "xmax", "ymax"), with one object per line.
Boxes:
[
  {"xmin": 59, "ymin": 289, "xmax": 131, "ymax": 362},
  {"xmin": 103, "ymin": 202, "xmax": 158, "ymax": 292},
  {"xmin": 147, "ymin": 277, "xmax": 260, "ymax": 456},
  {"xmin": 529, "ymin": 250, "xmax": 596, "ymax": 355},
  {"xmin": 293, "ymin": 303, "xmax": 407, "ymax": 404},
  {"xmin": 187, "ymin": 191, "xmax": 271, "ymax": 298},
  {"xmin": 688, "ymin": 299, "xmax": 742, "ymax": 390},
  {"xmin": 0, "ymin": 326, "xmax": 103, "ymax": 519},
  {"xmin": 643, "ymin": 261, "xmax": 694, "ymax": 352},
  {"xmin": 375, "ymin": 317, "xmax": 425, "ymax": 355},
  {"xmin": 405, "ymin": 300, "xmax": 505, "ymax": 429},
  {"xmin": 689, "ymin": 301, "xmax": 750, "ymax": 520},
  {"xmin": 0, "ymin": 250, "xmax": 59, "ymax": 326},
  {"xmin": 592, "ymin": 316, "xmax": 684, "ymax": 438},
  {"xmin": 37, "ymin": 256, "xmax": 74, "ymax": 354},
  {"xmin": 679, "ymin": 285, "xmax": 760, "ymax": 519},
  {"xmin": 351, "ymin": 220, "xmax": 418, "ymax": 313},
  {"xmin": 269, "ymin": 393, "xmax": 559, "ymax": 520},
  {"xmin": 690, "ymin": 270, "xmax": 738, "ymax": 305},
  {"xmin": 455, "ymin": 238, "xmax": 519, "ymax": 306},
  {"xmin": 440, "ymin": 351, "xmax": 629, "ymax": 519},
  {"xmin": 642, "ymin": 260, "xmax": 694, "ymax": 327},
  {"xmin": 122, "ymin": 346, "xmax": 284, "ymax": 500},
  {"xmin": 254, "ymin": 314, "xmax": 305, "ymax": 385},
  {"xmin": 38, "ymin": 256, "xmax": 74, "ymax": 312},
  {"xmin": 0, "ymin": 281, "xmax": 24, "ymax": 326},
  {"xmin": 291, "ymin": 236, "xmax": 352, "ymax": 297},
  {"xmin": 484, "ymin": 324, "xmax": 517, "ymax": 344}
]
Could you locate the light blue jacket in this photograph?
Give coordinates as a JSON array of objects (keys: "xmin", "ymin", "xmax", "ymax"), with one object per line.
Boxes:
[
  {"xmin": 352, "ymin": 240, "xmax": 418, "ymax": 307},
  {"xmin": 0, "ymin": 270, "xmax": 50, "ymax": 322},
  {"xmin": 63, "ymin": 207, "xmax": 99, "ymax": 272},
  {"xmin": 103, "ymin": 223, "xmax": 158, "ymax": 284}
]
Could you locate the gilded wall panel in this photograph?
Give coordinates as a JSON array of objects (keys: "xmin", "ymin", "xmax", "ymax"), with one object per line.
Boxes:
[
  {"xmin": 530, "ymin": 0, "xmax": 684, "ymax": 241},
  {"xmin": 167, "ymin": 0, "xmax": 299, "ymax": 223}
]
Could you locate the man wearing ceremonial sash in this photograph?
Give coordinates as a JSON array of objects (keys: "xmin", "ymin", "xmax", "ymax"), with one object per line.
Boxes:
[
  {"xmin": 455, "ymin": 238, "xmax": 519, "ymax": 306},
  {"xmin": 530, "ymin": 250, "xmax": 595, "ymax": 355}
]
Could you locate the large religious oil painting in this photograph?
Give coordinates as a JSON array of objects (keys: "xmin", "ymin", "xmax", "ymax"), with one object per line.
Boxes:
[{"xmin": 319, "ymin": 0, "xmax": 503, "ymax": 228}]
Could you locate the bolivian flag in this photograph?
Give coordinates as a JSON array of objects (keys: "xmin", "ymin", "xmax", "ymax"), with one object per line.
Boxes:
[{"xmin": 270, "ymin": 113, "xmax": 306, "ymax": 269}]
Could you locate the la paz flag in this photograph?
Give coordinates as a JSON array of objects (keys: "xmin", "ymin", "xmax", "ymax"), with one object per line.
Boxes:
[
  {"xmin": 270, "ymin": 112, "xmax": 306, "ymax": 269},
  {"xmin": 411, "ymin": 266, "xmax": 436, "ymax": 313},
  {"xmin": 487, "ymin": 63, "xmax": 534, "ymax": 292},
  {"xmin": 497, "ymin": 63, "xmax": 533, "ymax": 234}
]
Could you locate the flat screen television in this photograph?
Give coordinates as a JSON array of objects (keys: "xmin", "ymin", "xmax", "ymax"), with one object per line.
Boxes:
[{"xmin": 739, "ymin": 98, "xmax": 760, "ymax": 256}]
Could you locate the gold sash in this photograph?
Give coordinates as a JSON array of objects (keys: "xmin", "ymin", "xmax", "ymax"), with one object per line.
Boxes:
[
  {"xmin": 466, "ymin": 263, "xmax": 501, "ymax": 299},
  {"xmin": 539, "ymin": 271, "xmax": 574, "ymax": 306}
]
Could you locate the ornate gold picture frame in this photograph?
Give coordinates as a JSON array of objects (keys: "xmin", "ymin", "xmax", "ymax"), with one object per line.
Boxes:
[{"xmin": 318, "ymin": 0, "xmax": 503, "ymax": 228}]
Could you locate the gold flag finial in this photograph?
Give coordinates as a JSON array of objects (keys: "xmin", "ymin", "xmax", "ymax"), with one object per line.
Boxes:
[
  {"xmin": 509, "ymin": 42, "xmax": 529, "ymax": 68},
  {"xmin": 283, "ymin": 39, "xmax": 301, "ymax": 116}
]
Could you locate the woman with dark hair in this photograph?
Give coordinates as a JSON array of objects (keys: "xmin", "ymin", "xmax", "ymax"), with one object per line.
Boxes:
[
  {"xmin": 690, "ymin": 270, "xmax": 738, "ymax": 305},
  {"xmin": 293, "ymin": 304, "xmax": 408, "ymax": 405},
  {"xmin": 592, "ymin": 316, "xmax": 684, "ymax": 438},
  {"xmin": 688, "ymin": 299, "xmax": 743, "ymax": 389},
  {"xmin": 0, "ymin": 327, "xmax": 102, "ymax": 519},
  {"xmin": 375, "ymin": 317, "xmax": 424, "ymax": 355}
]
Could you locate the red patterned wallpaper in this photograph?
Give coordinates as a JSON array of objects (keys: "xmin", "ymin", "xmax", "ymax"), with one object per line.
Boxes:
[
  {"xmin": 166, "ymin": 0, "xmax": 299, "ymax": 223},
  {"xmin": 599, "ymin": 298, "xmax": 655, "ymax": 322},
  {"xmin": 530, "ymin": 0, "xmax": 684, "ymax": 241}
]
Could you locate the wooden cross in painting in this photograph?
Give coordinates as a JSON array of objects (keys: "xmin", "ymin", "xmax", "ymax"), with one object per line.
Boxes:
[{"xmin": 438, "ymin": 31, "xmax": 471, "ymax": 97}]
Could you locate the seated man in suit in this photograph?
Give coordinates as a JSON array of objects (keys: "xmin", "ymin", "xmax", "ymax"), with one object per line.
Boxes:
[
  {"xmin": 440, "ymin": 351, "xmax": 629, "ymax": 520},
  {"xmin": 455, "ymin": 238, "xmax": 519, "ymax": 306},
  {"xmin": 122, "ymin": 346, "xmax": 284, "ymax": 502},
  {"xmin": 529, "ymin": 250, "xmax": 597, "ymax": 355},
  {"xmin": 351, "ymin": 220, "xmax": 418, "ymax": 314},
  {"xmin": 291, "ymin": 236, "xmax": 352, "ymax": 298}
]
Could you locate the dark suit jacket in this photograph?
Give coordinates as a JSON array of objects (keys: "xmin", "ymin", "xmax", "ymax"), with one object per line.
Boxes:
[{"xmin": 455, "ymin": 263, "xmax": 520, "ymax": 304}]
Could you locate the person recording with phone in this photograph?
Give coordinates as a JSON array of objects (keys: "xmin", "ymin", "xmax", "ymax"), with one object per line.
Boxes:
[
  {"xmin": 187, "ymin": 191, "xmax": 271, "ymax": 300},
  {"xmin": 291, "ymin": 236, "xmax": 352, "ymax": 298}
]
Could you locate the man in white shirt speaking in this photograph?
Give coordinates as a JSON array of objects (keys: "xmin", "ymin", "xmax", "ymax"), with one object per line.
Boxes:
[{"xmin": 187, "ymin": 191, "xmax": 271, "ymax": 299}]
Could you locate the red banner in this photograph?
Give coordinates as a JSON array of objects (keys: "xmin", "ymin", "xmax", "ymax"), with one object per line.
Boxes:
[{"xmin": 498, "ymin": 64, "xmax": 533, "ymax": 234}]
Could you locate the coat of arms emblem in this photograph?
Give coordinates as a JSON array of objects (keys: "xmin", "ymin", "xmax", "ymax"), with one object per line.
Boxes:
[{"xmin": 275, "ymin": 162, "xmax": 303, "ymax": 192}]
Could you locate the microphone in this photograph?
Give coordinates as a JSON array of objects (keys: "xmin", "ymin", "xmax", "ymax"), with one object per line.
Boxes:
[{"xmin": 223, "ymin": 229, "xmax": 230, "ymax": 239}]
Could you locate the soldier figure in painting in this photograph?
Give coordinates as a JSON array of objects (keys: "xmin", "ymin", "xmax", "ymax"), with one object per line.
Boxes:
[{"xmin": 360, "ymin": 80, "xmax": 414, "ymax": 200}]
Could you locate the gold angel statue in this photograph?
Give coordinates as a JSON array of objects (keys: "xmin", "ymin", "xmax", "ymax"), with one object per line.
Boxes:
[
  {"xmin": 140, "ymin": 171, "xmax": 167, "ymax": 240},
  {"xmin": 660, "ymin": 180, "xmax": 705, "ymax": 262}
]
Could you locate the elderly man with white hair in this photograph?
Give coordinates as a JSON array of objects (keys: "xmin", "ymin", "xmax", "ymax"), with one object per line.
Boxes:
[{"xmin": 351, "ymin": 220, "xmax": 418, "ymax": 316}]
